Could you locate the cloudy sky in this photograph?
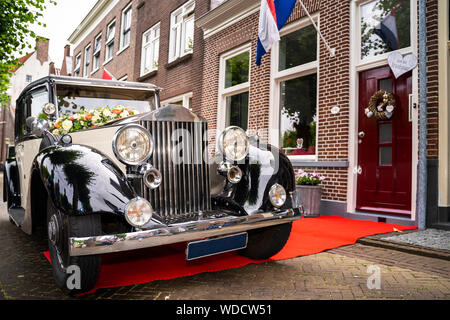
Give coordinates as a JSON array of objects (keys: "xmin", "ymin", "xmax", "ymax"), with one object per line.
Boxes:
[{"xmin": 29, "ymin": 0, "xmax": 98, "ymax": 67}]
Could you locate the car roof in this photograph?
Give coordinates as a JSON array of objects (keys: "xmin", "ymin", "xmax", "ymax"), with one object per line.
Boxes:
[{"xmin": 17, "ymin": 75, "xmax": 160, "ymax": 103}]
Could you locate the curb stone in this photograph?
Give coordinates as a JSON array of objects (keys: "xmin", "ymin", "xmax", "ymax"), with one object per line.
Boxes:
[{"xmin": 357, "ymin": 231, "xmax": 450, "ymax": 261}]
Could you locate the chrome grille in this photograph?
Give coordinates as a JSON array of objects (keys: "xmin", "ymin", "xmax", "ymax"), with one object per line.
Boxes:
[{"xmin": 141, "ymin": 120, "xmax": 211, "ymax": 220}]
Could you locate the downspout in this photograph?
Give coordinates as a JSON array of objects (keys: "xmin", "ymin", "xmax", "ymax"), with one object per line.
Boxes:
[{"xmin": 417, "ymin": 0, "xmax": 427, "ymax": 230}]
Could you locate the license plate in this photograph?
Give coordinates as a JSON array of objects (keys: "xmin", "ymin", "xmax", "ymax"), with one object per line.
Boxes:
[{"xmin": 186, "ymin": 232, "xmax": 248, "ymax": 261}]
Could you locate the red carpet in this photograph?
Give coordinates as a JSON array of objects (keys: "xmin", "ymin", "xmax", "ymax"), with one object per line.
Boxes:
[{"xmin": 43, "ymin": 216, "xmax": 416, "ymax": 294}]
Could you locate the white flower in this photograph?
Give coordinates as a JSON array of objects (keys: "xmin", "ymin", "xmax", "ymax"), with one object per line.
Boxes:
[
  {"xmin": 120, "ymin": 110, "xmax": 129, "ymax": 118},
  {"xmin": 62, "ymin": 119, "xmax": 73, "ymax": 131},
  {"xmin": 52, "ymin": 129, "xmax": 59, "ymax": 135},
  {"xmin": 93, "ymin": 111, "xmax": 101, "ymax": 117},
  {"xmin": 103, "ymin": 109, "xmax": 111, "ymax": 117},
  {"xmin": 92, "ymin": 115, "xmax": 100, "ymax": 123}
]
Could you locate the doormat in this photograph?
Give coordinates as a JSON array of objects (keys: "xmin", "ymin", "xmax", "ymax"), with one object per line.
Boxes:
[{"xmin": 43, "ymin": 216, "xmax": 416, "ymax": 295}]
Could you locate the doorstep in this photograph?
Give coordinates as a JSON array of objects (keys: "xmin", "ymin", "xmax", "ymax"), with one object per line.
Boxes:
[{"xmin": 357, "ymin": 230, "xmax": 450, "ymax": 261}]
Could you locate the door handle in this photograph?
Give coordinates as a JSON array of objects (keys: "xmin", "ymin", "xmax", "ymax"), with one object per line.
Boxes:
[{"xmin": 358, "ymin": 131, "xmax": 365, "ymax": 138}]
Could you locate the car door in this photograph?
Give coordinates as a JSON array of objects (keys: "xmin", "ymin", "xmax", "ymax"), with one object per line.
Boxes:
[{"xmin": 15, "ymin": 86, "xmax": 49, "ymax": 211}]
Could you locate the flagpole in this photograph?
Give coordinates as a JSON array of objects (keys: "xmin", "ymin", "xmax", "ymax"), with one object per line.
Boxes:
[{"xmin": 296, "ymin": 0, "xmax": 335, "ymax": 57}]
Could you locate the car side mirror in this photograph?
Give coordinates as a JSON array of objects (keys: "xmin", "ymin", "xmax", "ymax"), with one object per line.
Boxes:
[{"xmin": 26, "ymin": 116, "xmax": 50, "ymax": 137}]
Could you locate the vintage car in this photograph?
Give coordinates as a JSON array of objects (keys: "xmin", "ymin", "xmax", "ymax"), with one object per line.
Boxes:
[{"xmin": 3, "ymin": 76, "xmax": 301, "ymax": 293}]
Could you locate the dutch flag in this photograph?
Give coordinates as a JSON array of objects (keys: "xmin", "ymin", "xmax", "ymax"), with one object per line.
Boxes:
[{"xmin": 256, "ymin": 0, "xmax": 297, "ymax": 66}]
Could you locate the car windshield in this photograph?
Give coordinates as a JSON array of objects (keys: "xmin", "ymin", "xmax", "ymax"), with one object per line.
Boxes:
[{"xmin": 55, "ymin": 84, "xmax": 156, "ymax": 116}]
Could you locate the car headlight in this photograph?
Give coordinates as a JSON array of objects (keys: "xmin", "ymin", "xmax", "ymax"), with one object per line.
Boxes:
[
  {"xmin": 269, "ymin": 184, "xmax": 287, "ymax": 208},
  {"xmin": 125, "ymin": 197, "xmax": 153, "ymax": 227},
  {"xmin": 218, "ymin": 126, "xmax": 248, "ymax": 161},
  {"xmin": 113, "ymin": 124, "xmax": 153, "ymax": 165}
]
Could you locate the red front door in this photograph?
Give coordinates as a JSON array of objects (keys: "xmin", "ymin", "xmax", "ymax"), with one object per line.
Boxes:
[{"xmin": 357, "ymin": 66, "xmax": 412, "ymax": 216}]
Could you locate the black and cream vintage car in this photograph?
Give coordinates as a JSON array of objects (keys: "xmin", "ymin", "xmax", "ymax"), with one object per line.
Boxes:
[{"xmin": 3, "ymin": 76, "xmax": 301, "ymax": 293}]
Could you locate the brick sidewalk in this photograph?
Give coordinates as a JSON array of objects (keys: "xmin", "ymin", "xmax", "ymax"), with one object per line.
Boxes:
[{"xmin": 0, "ymin": 174, "xmax": 448, "ymax": 300}]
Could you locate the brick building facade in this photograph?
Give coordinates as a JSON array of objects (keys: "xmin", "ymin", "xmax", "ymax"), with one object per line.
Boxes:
[
  {"xmin": 197, "ymin": 0, "xmax": 446, "ymax": 228},
  {"xmin": 67, "ymin": 0, "xmax": 209, "ymax": 111},
  {"xmin": 65, "ymin": 0, "xmax": 447, "ymax": 228},
  {"xmin": 68, "ymin": 0, "xmax": 141, "ymax": 81}
]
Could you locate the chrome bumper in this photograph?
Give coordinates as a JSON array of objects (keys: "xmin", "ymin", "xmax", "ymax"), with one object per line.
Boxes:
[{"xmin": 69, "ymin": 209, "xmax": 299, "ymax": 256}]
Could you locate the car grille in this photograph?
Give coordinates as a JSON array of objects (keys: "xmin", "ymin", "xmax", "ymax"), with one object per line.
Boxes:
[{"xmin": 140, "ymin": 120, "xmax": 211, "ymax": 222}]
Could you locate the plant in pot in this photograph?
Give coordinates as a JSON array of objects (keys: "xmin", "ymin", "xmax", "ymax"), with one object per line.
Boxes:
[{"xmin": 295, "ymin": 169, "xmax": 325, "ymax": 217}]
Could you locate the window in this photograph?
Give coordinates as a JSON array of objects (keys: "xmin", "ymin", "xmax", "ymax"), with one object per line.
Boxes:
[
  {"xmin": 55, "ymin": 84, "xmax": 156, "ymax": 116},
  {"xmin": 279, "ymin": 74, "xmax": 317, "ymax": 156},
  {"xmin": 141, "ymin": 22, "xmax": 160, "ymax": 75},
  {"xmin": 120, "ymin": 3, "xmax": 132, "ymax": 50},
  {"xmin": 19, "ymin": 87, "xmax": 48, "ymax": 137},
  {"xmin": 83, "ymin": 45, "xmax": 91, "ymax": 77},
  {"xmin": 219, "ymin": 44, "xmax": 250, "ymax": 133},
  {"xmin": 93, "ymin": 33, "xmax": 102, "ymax": 72},
  {"xmin": 161, "ymin": 92, "xmax": 193, "ymax": 110},
  {"xmin": 73, "ymin": 53, "xmax": 81, "ymax": 77},
  {"xmin": 169, "ymin": 0, "xmax": 195, "ymax": 62},
  {"xmin": 360, "ymin": 0, "xmax": 411, "ymax": 60},
  {"xmin": 105, "ymin": 20, "xmax": 116, "ymax": 62},
  {"xmin": 271, "ymin": 20, "xmax": 319, "ymax": 159}
]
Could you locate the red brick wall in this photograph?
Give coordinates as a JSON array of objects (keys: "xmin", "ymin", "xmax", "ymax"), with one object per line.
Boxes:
[
  {"xmin": 72, "ymin": 0, "xmax": 138, "ymax": 81},
  {"xmin": 134, "ymin": 0, "xmax": 209, "ymax": 109},
  {"xmin": 200, "ymin": 0, "xmax": 350, "ymax": 201},
  {"xmin": 424, "ymin": 0, "xmax": 438, "ymax": 159}
]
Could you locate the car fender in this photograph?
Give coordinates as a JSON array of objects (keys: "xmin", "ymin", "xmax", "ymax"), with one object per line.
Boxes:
[
  {"xmin": 212, "ymin": 144, "xmax": 296, "ymax": 214},
  {"xmin": 34, "ymin": 144, "xmax": 137, "ymax": 217}
]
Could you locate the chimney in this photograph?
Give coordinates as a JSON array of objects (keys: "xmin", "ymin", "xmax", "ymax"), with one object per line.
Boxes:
[
  {"xmin": 64, "ymin": 44, "xmax": 71, "ymax": 58},
  {"xmin": 36, "ymin": 37, "xmax": 49, "ymax": 65},
  {"xmin": 61, "ymin": 44, "xmax": 72, "ymax": 76}
]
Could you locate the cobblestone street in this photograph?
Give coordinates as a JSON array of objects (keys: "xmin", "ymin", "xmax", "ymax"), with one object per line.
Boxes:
[{"xmin": 0, "ymin": 178, "xmax": 449, "ymax": 300}]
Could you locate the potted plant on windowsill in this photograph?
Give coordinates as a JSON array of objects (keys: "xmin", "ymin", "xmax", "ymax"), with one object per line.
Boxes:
[{"xmin": 295, "ymin": 169, "xmax": 325, "ymax": 217}]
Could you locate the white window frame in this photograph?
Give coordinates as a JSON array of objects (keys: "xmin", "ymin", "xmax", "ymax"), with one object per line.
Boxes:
[
  {"xmin": 161, "ymin": 92, "xmax": 193, "ymax": 110},
  {"xmin": 140, "ymin": 22, "xmax": 160, "ymax": 76},
  {"xmin": 356, "ymin": 0, "xmax": 415, "ymax": 70},
  {"xmin": 92, "ymin": 33, "xmax": 102, "ymax": 73},
  {"xmin": 217, "ymin": 42, "xmax": 251, "ymax": 138},
  {"xmin": 73, "ymin": 53, "xmax": 81, "ymax": 77},
  {"xmin": 168, "ymin": 0, "xmax": 195, "ymax": 63},
  {"xmin": 83, "ymin": 44, "xmax": 91, "ymax": 78},
  {"xmin": 269, "ymin": 16, "xmax": 320, "ymax": 161},
  {"xmin": 119, "ymin": 2, "xmax": 132, "ymax": 53},
  {"xmin": 104, "ymin": 19, "xmax": 116, "ymax": 64}
]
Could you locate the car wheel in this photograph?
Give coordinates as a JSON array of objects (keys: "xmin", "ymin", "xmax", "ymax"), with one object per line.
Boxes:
[
  {"xmin": 47, "ymin": 198, "xmax": 101, "ymax": 294},
  {"xmin": 238, "ymin": 223, "xmax": 292, "ymax": 260}
]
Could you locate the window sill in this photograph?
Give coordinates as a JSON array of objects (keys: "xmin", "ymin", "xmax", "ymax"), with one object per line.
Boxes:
[
  {"xmin": 103, "ymin": 58, "xmax": 113, "ymax": 66},
  {"xmin": 137, "ymin": 69, "xmax": 157, "ymax": 81},
  {"xmin": 289, "ymin": 159, "xmax": 349, "ymax": 168},
  {"xmin": 166, "ymin": 53, "xmax": 193, "ymax": 69},
  {"xmin": 116, "ymin": 44, "xmax": 130, "ymax": 56}
]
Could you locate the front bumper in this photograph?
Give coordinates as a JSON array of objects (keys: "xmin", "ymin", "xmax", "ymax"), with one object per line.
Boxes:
[{"xmin": 69, "ymin": 209, "xmax": 300, "ymax": 256}]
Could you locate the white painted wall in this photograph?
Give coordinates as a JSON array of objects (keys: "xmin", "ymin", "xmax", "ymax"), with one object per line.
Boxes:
[{"xmin": 7, "ymin": 51, "xmax": 51, "ymax": 109}]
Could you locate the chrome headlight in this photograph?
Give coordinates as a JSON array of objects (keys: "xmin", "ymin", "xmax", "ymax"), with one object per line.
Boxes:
[
  {"xmin": 125, "ymin": 197, "xmax": 153, "ymax": 227},
  {"xmin": 218, "ymin": 126, "xmax": 248, "ymax": 161},
  {"xmin": 113, "ymin": 124, "xmax": 153, "ymax": 165},
  {"xmin": 269, "ymin": 184, "xmax": 287, "ymax": 208}
]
